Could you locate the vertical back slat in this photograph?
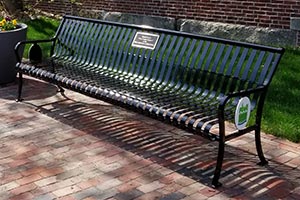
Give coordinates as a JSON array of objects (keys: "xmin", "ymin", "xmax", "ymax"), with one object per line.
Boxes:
[
  {"xmin": 133, "ymin": 48, "xmax": 146, "ymax": 76},
  {"xmin": 264, "ymin": 53, "xmax": 282, "ymax": 85},
  {"xmin": 93, "ymin": 25, "xmax": 112, "ymax": 67},
  {"xmin": 249, "ymin": 51, "xmax": 266, "ymax": 83},
  {"xmin": 85, "ymin": 23, "xmax": 103, "ymax": 66},
  {"xmin": 257, "ymin": 53, "xmax": 274, "ymax": 85},
  {"xmin": 120, "ymin": 30, "xmax": 137, "ymax": 73},
  {"xmin": 142, "ymin": 34, "xmax": 165, "ymax": 79},
  {"xmin": 105, "ymin": 28, "xmax": 126, "ymax": 69},
  {"xmin": 77, "ymin": 22, "xmax": 95, "ymax": 64},
  {"xmin": 225, "ymin": 46, "xmax": 241, "ymax": 76},
  {"xmin": 162, "ymin": 37, "xmax": 185, "ymax": 84},
  {"xmin": 58, "ymin": 19, "xmax": 78, "ymax": 58},
  {"xmin": 53, "ymin": 19, "xmax": 72, "ymax": 57},
  {"xmin": 191, "ymin": 41, "xmax": 210, "ymax": 86},
  {"xmin": 218, "ymin": 45, "xmax": 233, "ymax": 74},
  {"xmin": 233, "ymin": 48, "xmax": 249, "ymax": 78},
  {"xmin": 178, "ymin": 39, "xmax": 197, "ymax": 84},
  {"xmin": 114, "ymin": 29, "xmax": 131, "ymax": 71},
  {"xmin": 89, "ymin": 24, "xmax": 106, "ymax": 66},
  {"xmin": 80, "ymin": 22, "xmax": 97, "ymax": 65},
  {"xmin": 69, "ymin": 21, "xmax": 87, "ymax": 63},
  {"xmin": 148, "ymin": 35, "xmax": 171, "ymax": 80},
  {"xmin": 99, "ymin": 26, "xmax": 117, "ymax": 68},
  {"xmin": 157, "ymin": 36, "xmax": 178, "ymax": 83}
]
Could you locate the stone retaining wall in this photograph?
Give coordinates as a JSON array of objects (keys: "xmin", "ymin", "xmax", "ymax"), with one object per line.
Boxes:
[
  {"xmin": 78, "ymin": 10, "xmax": 297, "ymax": 46},
  {"xmin": 22, "ymin": 0, "xmax": 300, "ymax": 46}
]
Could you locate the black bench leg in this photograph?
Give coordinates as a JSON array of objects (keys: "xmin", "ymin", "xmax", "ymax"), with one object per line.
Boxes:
[
  {"xmin": 255, "ymin": 127, "xmax": 268, "ymax": 166},
  {"xmin": 16, "ymin": 72, "xmax": 23, "ymax": 102},
  {"xmin": 212, "ymin": 140, "xmax": 225, "ymax": 188}
]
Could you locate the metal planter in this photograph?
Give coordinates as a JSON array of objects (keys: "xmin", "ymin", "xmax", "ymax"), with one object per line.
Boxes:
[{"xmin": 0, "ymin": 23, "xmax": 27, "ymax": 84}]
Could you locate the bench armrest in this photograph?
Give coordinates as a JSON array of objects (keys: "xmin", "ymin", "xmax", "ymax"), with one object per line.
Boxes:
[
  {"xmin": 14, "ymin": 38, "xmax": 56, "ymax": 62},
  {"xmin": 218, "ymin": 86, "xmax": 266, "ymax": 108},
  {"xmin": 217, "ymin": 86, "xmax": 267, "ymax": 138}
]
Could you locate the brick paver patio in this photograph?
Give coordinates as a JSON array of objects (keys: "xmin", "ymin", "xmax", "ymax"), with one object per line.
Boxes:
[{"xmin": 0, "ymin": 76, "xmax": 300, "ymax": 200}]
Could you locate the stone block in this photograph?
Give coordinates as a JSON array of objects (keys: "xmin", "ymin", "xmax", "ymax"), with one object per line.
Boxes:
[
  {"xmin": 290, "ymin": 17, "xmax": 300, "ymax": 31},
  {"xmin": 178, "ymin": 19, "xmax": 296, "ymax": 46},
  {"xmin": 103, "ymin": 12, "xmax": 176, "ymax": 29}
]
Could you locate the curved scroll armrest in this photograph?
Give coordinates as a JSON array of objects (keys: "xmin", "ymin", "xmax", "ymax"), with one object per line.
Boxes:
[{"xmin": 14, "ymin": 38, "xmax": 56, "ymax": 62}]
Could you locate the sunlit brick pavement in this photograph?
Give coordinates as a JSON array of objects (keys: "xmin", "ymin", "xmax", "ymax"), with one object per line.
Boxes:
[{"xmin": 0, "ymin": 76, "xmax": 300, "ymax": 200}]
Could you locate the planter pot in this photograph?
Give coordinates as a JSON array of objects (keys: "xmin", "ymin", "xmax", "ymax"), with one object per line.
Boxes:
[{"xmin": 0, "ymin": 23, "xmax": 27, "ymax": 84}]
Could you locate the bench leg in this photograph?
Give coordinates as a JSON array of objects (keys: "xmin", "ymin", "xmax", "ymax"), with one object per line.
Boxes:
[
  {"xmin": 16, "ymin": 72, "xmax": 23, "ymax": 102},
  {"xmin": 255, "ymin": 127, "xmax": 268, "ymax": 166},
  {"xmin": 212, "ymin": 140, "xmax": 225, "ymax": 188}
]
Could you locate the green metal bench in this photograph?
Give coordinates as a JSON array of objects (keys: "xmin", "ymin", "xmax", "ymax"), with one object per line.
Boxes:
[{"xmin": 15, "ymin": 15, "xmax": 284, "ymax": 187}]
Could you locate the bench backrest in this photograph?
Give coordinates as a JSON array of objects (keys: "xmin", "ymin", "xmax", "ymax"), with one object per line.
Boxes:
[{"xmin": 52, "ymin": 15, "xmax": 284, "ymax": 99}]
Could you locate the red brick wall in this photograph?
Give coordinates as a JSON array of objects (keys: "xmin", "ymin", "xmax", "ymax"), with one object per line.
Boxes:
[{"xmin": 24, "ymin": 0, "xmax": 300, "ymax": 30}]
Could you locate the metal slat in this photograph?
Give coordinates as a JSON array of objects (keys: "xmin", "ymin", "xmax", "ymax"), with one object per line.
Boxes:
[
  {"xmin": 227, "ymin": 48, "xmax": 250, "ymax": 92},
  {"xmin": 202, "ymin": 43, "xmax": 226, "ymax": 95},
  {"xmin": 85, "ymin": 23, "xmax": 104, "ymax": 66},
  {"xmin": 79, "ymin": 22, "xmax": 98, "ymax": 65},
  {"xmin": 76, "ymin": 22, "xmax": 94, "ymax": 63},
  {"xmin": 56, "ymin": 19, "xmax": 77, "ymax": 58},
  {"xmin": 123, "ymin": 46, "xmax": 135, "ymax": 74},
  {"xmin": 53, "ymin": 19, "xmax": 72, "ymax": 57},
  {"xmin": 257, "ymin": 52, "xmax": 274, "ymax": 85},
  {"xmin": 143, "ymin": 34, "xmax": 166, "ymax": 80},
  {"xmin": 153, "ymin": 35, "xmax": 176, "ymax": 83},
  {"xmin": 119, "ymin": 30, "xmax": 136, "ymax": 73},
  {"xmin": 225, "ymin": 46, "xmax": 241, "ymax": 76},
  {"xmin": 242, "ymin": 49, "xmax": 257, "ymax": 80},
  {"xmin": 88, "ymin": 24, "xmax": 105, "ymax": 66},
  {"xmin": 234, "ymin": 48, "xmax": 249, "ymax": 78},
  {"xmin": 133, "ymin": 48, "xmax": 146, "ymax": 76},
  {"xmin": 99, "ymin": 26, "xmax": 118, "ymax": 69},
  {"xmin": 109, "ymin": 28, "xmax": 127, "ymax": 71},
  {"xmin": 68, "ymin": 21, "xmax": 87, "ymax": 64},
  {"xmin": 95, "ymin": 26, "xmax": 114, "ymax": 68},
  {"xmin": 129, "ymin": 46, "xmax": 142, "ymax": 75},
  {"xmin": 249, "ymin": 51, "xmax": 266, "ymax": 84},
  {"xmin": 167, "ymin": 38, "xmax": 190, "ymax": 87},
  {"xmin": 160, "ymin": 37, "xmax": 184, "ymax": 85},
  {"xmin": 264, "ymin": 53, "xmax": 282, "ymax": 85},
  {"xmin": 114, "ymin": 29, "xmax": 132, "ymax": 72}
]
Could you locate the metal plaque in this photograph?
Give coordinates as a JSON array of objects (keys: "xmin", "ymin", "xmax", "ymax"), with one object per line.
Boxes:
[{"xmin": 132, "ymin": 32, "xmax": 160, "ymax": 50}]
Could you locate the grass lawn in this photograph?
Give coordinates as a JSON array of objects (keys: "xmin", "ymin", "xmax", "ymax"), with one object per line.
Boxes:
[
  {"xmin": 263, "ymin": 48, "xmax": 300, "ymax": 142},
  {"xmin": 22, "ymin": 17, "xmax": 300, "ymax": 143},
  {"xmin": 23, "ymin": 17, "xmax": 60, "ymax": 57}
]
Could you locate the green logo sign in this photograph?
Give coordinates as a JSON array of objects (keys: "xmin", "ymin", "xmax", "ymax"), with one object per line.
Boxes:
[{"xmin": 235, "ymin": 97, "xmax": 251, "ymax": 130}]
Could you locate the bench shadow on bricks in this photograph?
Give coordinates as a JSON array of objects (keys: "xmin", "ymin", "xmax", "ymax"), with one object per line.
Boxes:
[{"xmin": 21, "ymin": 80, "xmax": 299, "ymax": 198}]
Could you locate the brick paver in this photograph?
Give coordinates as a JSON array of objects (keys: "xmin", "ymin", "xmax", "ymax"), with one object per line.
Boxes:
[{"xmin": 0, "ymin": 76, "xmax": 300, "ymax": 199}]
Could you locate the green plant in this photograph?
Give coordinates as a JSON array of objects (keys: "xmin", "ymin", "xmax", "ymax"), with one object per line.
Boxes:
[{"xmin": 0, "ymin": 16, "xmax": 18, "ymax": 31}]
